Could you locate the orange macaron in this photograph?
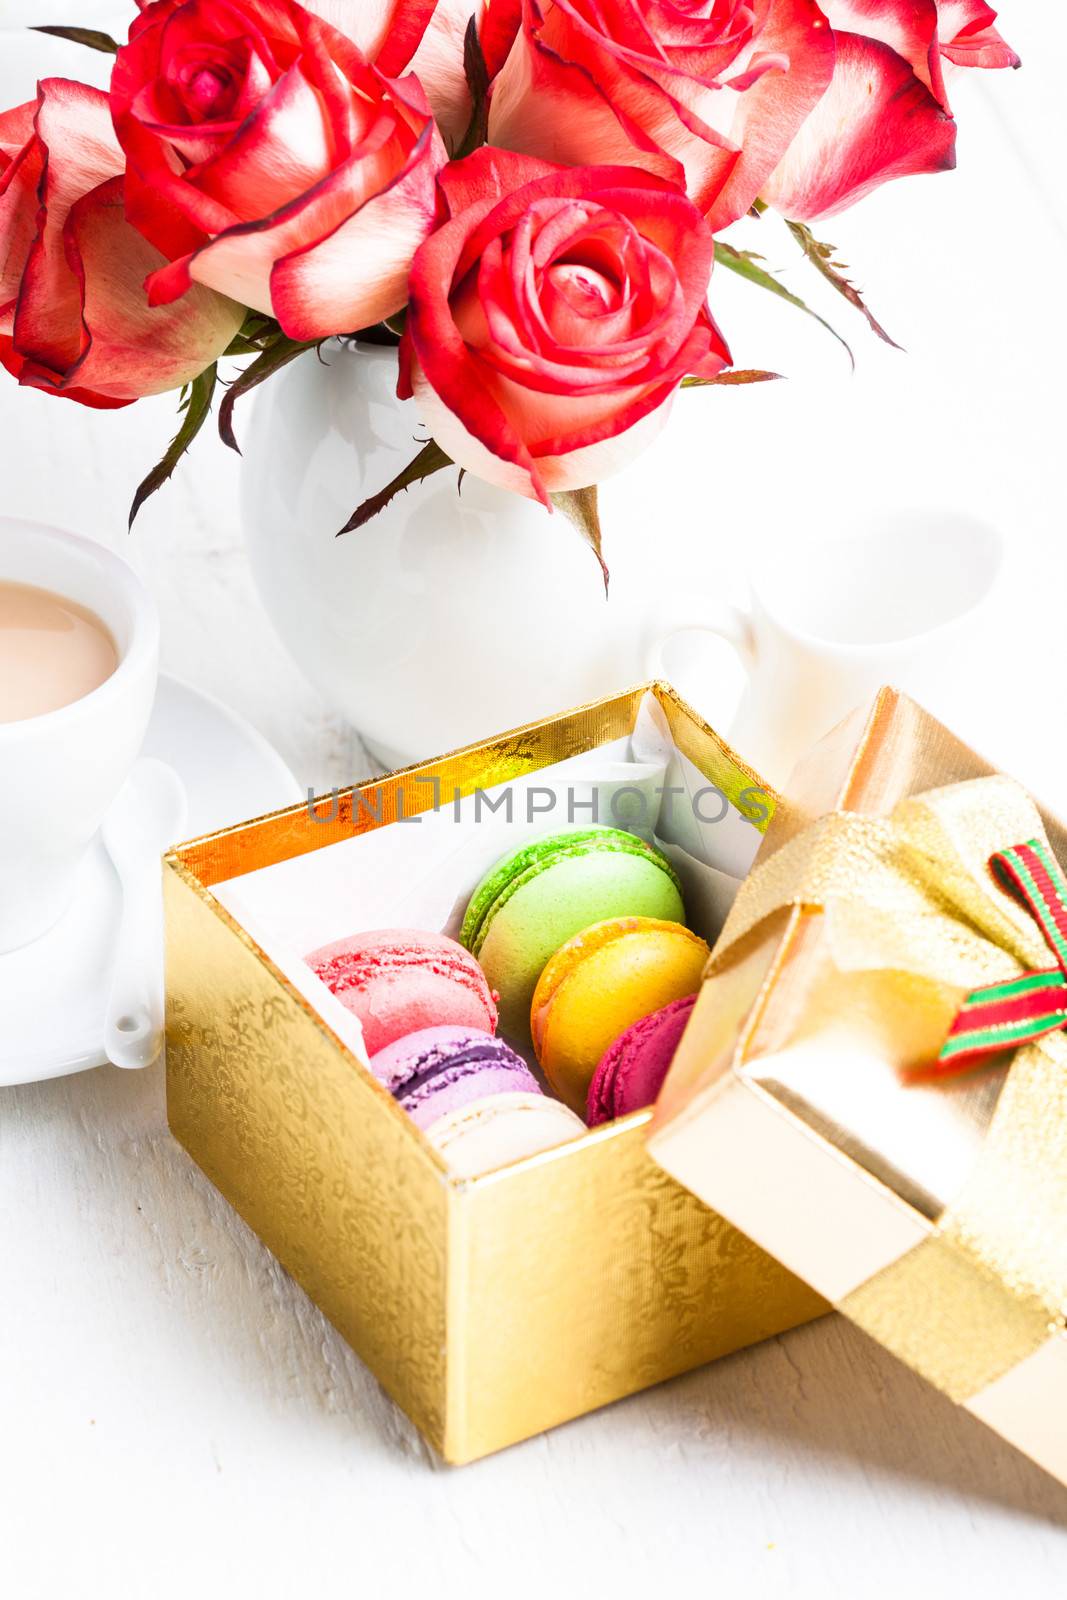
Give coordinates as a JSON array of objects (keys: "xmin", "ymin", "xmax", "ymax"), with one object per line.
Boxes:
[{"xmin": 530, "ymin": 916, "xmax": 710, "ymax": 1114}]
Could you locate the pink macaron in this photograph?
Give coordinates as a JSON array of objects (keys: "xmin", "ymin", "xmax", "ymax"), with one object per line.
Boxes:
[
  {"xmin": 586, "ymin": 994, "xmax": 696, "ymax": 1126},
  {"xmin": 305, "ymin": 928, "xmax": 498, "ymax": 1057}
]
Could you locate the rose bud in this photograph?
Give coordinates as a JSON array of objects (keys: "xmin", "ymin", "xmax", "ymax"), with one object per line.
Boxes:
[
  {"xmin": 400, "ymin": 148, "xmax": 731, "ymax": 502},
  {"xmin": 110, "ymin": 0, "xmax": 448, "ymax": 340},
  {"xmin": 0, "ymin": 78, "xmax": 242, "ymax": 407}
]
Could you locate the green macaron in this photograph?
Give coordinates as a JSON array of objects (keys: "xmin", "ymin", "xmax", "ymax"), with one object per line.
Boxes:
[{"xmin": 460, "ymin": 827, "xmax": 685, "ymax": 1038}]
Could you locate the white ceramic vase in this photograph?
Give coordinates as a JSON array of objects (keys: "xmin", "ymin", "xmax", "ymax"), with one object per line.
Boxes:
[{"xmin": 240, "ymin": 341, "xmax": 675, "ymax": 768}]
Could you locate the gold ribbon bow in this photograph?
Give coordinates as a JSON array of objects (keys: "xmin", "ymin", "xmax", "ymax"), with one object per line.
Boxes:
[{"xmin": 711, "ymin": 774, "xmax": 1067, "ymax": 1401}]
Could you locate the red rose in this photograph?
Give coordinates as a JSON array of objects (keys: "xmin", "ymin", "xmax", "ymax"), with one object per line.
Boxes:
[
  {"xmin": 487, "ymin": 0, "xmax": 837, "ymax": 231},
  {"xmin": 0, "ymin": 78, "xmax": 241, "ymax": 408},
  {"xmin": 111, "ymin": 0, "xmax": 448, "ymax": 340},
  {"xmin": 400, "ymin": 148, "xmax": 730, "ymax": 502},
  {"xmin": 763, "ymin": 0, "xmax": 1020, "ymax": 220}
]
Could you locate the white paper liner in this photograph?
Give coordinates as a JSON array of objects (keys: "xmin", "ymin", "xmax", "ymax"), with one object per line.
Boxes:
[{"xmin": 214, "ymin": 693, "xmax": 765, "ymax": 1068}]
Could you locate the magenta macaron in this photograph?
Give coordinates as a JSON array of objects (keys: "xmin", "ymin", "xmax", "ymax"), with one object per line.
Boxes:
[
  {"xmin": 370, "ymin": 1025, "xmax": 540, "ymax": 1129},
  {"xmin": 586, "ymin": 995, "xmax": 696, "ymax": 1126},
  {"xmin": 305, "ymin": 928, "xmax": 498, "ymax": 1057}
]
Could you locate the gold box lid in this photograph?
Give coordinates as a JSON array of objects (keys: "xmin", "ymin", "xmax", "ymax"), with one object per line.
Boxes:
[{"xmin": 648, "ymin": 688, "xmax": 1067, "ymax": 1489}]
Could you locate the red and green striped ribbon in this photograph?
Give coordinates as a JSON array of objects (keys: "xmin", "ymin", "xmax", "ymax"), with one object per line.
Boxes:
[{"xmin": 938, "ymin": 838, "xmax": 1067, "ymax": 1071}]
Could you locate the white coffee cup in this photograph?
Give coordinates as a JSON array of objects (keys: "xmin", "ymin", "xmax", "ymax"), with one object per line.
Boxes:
[
  {"xmin": 0, "ymin": 520, "xmax": 159, "ymax": 952},
  {"xmin": 648, "ymin": 509, "xmax": 1004, "ymax": 790}
]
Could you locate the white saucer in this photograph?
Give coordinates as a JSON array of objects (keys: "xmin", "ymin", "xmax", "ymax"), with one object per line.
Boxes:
[{"xmin": 0, "ymin": 675, "xmax": 302, "ymax": 1088}]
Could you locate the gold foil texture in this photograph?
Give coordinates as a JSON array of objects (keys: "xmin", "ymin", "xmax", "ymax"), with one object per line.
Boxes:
[{"xmin": 165, "ymin": 683, "xmax": 825, "ymax": 1462}]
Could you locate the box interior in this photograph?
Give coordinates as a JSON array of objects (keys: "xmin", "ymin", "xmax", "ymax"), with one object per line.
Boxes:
[{"xmin": 172, "ymin": 684, "xmax": 775, "ymax": 1179}]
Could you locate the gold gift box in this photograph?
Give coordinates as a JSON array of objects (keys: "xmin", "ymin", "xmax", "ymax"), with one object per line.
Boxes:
[
  {"xmin": 650, "ymin": 688, "xmax": 1067, "ymax": 1488},
  {"xmin": 163, "ymin": 682, "xmax": 825, "ymax": 1464}
]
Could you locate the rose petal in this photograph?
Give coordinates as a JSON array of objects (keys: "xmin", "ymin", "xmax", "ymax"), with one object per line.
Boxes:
[
  {"xmin": 407, "ymin": 211, "xmax": 547, "ymax": 499},
  {"xmin": 12, "ymin": 80, "xmax": 122, "ymax": 378},
  {"xmin": 453, "ymin": 162, "xmax": 704, "ymax": 285},
  {"xmin": 0, "ymin": 103, "xmax": 42, "ymax": 315},
  {"xmin": 112, "ymin": 13, "xmax": 241, "ymax": 265},
  {"xmin": 472, "ymin": 210, "xmax": 709, "ymax": 391},
  {"xmin": 270, "ymin": 121, "xmax": 446, "ymax": 337},
  {"xmin": 489, "ymin": 0, "xmax": 836, "ymax": 227},
  {"xmin": 412, "ymin": 360, "xmax": 543, "ymax": 498},
  {"xmin": 157, "ymin": 96, "xmax": 440, "ymax": 317},
  {"xmin": 763, "ymin": 31, "xmax": 956, "ymax": 220},
  {"xmin": 308, "ymin": 0, "xmax": 478, "ymax": 140},
  {"xmin": 406, "ymin": 0, "xmax": 478, "ymax": 145},
  {"xmin": 0, "ymin": 100, "xmax": 35, "ymax": 162},
  {"xmin": 821, "ymin": 0, "xmax": 945, "ymax": 102},
  {"xmin": 191, "ymin": 58, "xmax": 343, "ymax": 216},
  {"xmin": 302, "ymin": 0, "xmax": 437, "ymax": 69},
  {"xmin": 936, "ymin": 0, "xmax": 1019, "ymax": 67},
  {"xmin": 538, "ymin": 0, "xmax": 742, "ymax": 192},
  {"xmin": 480, "ymin": 0, "xmax": 524, "ymax": 75},
  {"xmin": 62, "ymin": 175, "xmax": 243, "ymax": 400},
  {"xmin": 489, "ymin": 8, "xmax": 689, "ymax": 189},
  {"xmin": 528, "ymin": 393, "xmax": 671, "ymax": 491},
  {"xmin": 492, "ymin": 362, "xmax": 673, "ymax": 449},
  {"xmin": 704, "ymin": 0, "xmax": 837, "ymax": 227},
  {"xmin": 690, "ymin": 306, "xmax": 732, "ymax": 376},
  {"xmin": 414, "ymin": 355, "xmax": 676, "ymax": 494},
  {"xmin": 1, "ymin": 334, "xmax": 133, "ymax": 408},
  {"xmin": 438, "ymin": 145, "xmax": 560, "ymax": 216},
  {"xmin": 488, "ymin": 320, "xmax": 723, "ymax": 457}
]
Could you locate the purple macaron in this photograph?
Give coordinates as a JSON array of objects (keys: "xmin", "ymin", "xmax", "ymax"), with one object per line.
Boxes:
[
  {"xmin": 586, "ymin": 995, "xmax": 696, "ymax": 1126},
  {"xmin": 369, "ymin": 1025, "xmax": 540, "ymax": 1129}
]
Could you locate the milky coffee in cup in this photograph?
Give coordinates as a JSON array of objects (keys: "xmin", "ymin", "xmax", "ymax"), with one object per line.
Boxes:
[
  {"xmin": 0, "ymin": 579, "xmax": 118, "ymax": 723},
  {"xmin": 0, "ymin": 522, "xmax": 158, "ymax": 952}
]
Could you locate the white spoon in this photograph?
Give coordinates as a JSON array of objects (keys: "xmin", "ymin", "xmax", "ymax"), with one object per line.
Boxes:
[{"xmin": 101, "ymin": 758, "xmax": 189, "ymax": 1070}]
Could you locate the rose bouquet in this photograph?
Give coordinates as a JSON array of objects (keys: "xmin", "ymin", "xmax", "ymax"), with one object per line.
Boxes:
[{"xmin": 2, "ymin": 1, "xmax": 1017, "ymax": 571}]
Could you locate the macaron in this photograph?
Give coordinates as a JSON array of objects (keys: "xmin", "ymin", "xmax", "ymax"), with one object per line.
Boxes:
[
  {"xmin": 531, "ymin": 917, "xmax": 709, "ymax": 1114},
  {"xmin": 305, "ymin": 928, "xmax": 497, "ymax": 1057},
  {"xmin": 460, "ymin": 827, "xmax": 685, "ymax": 1037},
  {"xmin": 425, "ymin": 1091, "xmax": 586, "ymax": 1177},
  {"xmin": 370, "ymin": 1025, "xmax": 539, "ymax": 1129},
  {"xmin": 586, "ymin": 995, "xmax": 697, "ymax": 1127}
]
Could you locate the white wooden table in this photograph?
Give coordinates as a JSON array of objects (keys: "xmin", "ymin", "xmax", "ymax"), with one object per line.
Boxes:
[{"xmin": 3, "ymin": 11, "xmax": 1067, "ymax": 1594}]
